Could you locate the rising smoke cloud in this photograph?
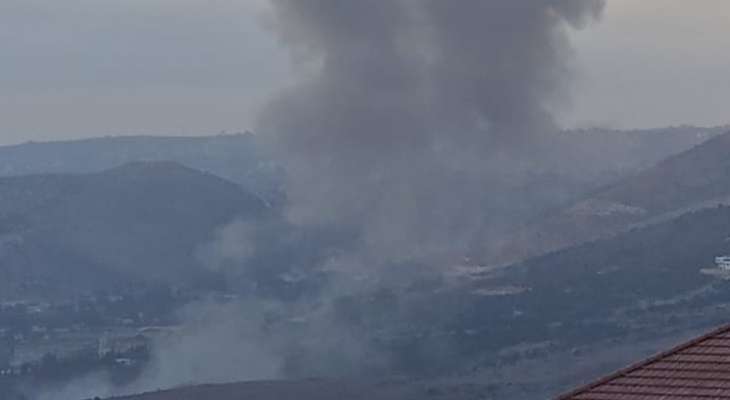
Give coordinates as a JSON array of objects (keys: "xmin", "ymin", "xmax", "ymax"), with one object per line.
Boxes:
[
  {"xmin": 35, "ymin": 3, "xmax": 608, "ymax": 397},
  {"xmin": 258, "ymin": 0, "xmax": 605, "ymax": 263}
]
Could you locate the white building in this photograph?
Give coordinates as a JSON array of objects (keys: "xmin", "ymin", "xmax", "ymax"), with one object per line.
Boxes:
[{"xmin": 715, "ymin": 256, "xmax": 730, "ymax": 270}]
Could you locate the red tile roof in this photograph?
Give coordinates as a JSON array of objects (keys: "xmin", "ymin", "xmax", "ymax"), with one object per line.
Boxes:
[{"xmin": 557, "ymin": 324, "xmax": 730, "ymax": 400}]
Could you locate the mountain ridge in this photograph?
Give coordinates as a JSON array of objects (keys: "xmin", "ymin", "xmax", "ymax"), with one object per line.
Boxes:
[
  {"xmin": 485, "ymin": 130, "xmax": 730, "ymax": 265},
  {"xmin": 0, "ymin": 161, "xmax": 268, "ymax": 298}
]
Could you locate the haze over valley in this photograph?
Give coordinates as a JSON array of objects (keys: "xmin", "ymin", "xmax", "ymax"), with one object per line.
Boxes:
[{"xmin": 2, "ymin": 1, "xmax": 730, "ymax": 400}]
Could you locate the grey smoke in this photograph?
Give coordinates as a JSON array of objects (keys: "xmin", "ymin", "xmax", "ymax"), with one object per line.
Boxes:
[
  {"xmin": 35, "ymin": 372, "xmax": 118, "ymax": 400},
  {"xmin": 35, "ymin": 2, "xmax": 608, "ymax": 397},
  {"xmin": 31, "ymin": 300, "xmax": 282, "ymax": 400},
  {"xmin": 258, "ymin": 0, "xmax": 605, "ymax": 263},
  {"xmin": 134, "ymin": 300, "xmax": 282, "ymax": 387},
  {"xmin": 32, "ymin": 293, "xmax": 390, "ymax": 400},
  {"xmin": 138, "ymin": 295, "xmax": 387, "ymax": 385},
  {"xmin": 196, "ymin": 218, "xmax": 257, "ymax": 273}
]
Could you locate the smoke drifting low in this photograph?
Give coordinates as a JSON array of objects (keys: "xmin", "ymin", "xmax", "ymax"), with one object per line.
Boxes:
[{"xmin": 258, "ymin": 0, "xmax": 605, "ymax": 262}]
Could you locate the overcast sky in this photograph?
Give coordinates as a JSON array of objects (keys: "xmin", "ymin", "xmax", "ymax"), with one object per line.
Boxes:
[{"xmin": 1, "ymin": 0, "xmax": 729, "ymax": 146}]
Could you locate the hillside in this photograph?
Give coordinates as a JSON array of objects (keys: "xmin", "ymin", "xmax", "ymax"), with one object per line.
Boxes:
[
  {"xmin": 489, "ymin": 205, "xmax": 730, "ymax": 330},
  {"xmin": 446, "ymin": 204, "xmax": 730, "ymax": 398},
  {"xmin": 2, "ymin": 129, "xmax": 729, "ymax": 399},
  {"xmin": 554, "ymin": 125, "xmax": 726, "ymax": 181},
  {"xmin": 0, "ymin": 133, "xmax": 281, "ymax": 204},
  {"xmin": 0, "ymin": 162, "xmax": 268, "ymax": 298},
  {"xmin": 109, "ymin": 379, "xmax": 497, "ymax": 400},
  {"xmin": 0, "ymin": 127, "xmax": 723, "ymax": 211},
  {"xmin": 109, "ymin": 204, "xmax": 730, "ymax": 400},
  {"xmin": 486, "ymin": 130, "xmax": 730, "ymax": 264}
]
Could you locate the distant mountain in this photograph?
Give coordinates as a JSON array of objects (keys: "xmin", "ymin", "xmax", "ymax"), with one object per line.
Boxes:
[
  {"xmin": 0, "ymin": 162, "xmax": 268, "ymax": 298},
  {"xmin": 0, "ymin": 127, "xmax": 725, "ymax": 211},
  {"xmin": 553, "ymin": 125, "xmax": 727, "ymax": 182},
  {"xmin": 486, "ymin": 129, "xmax": 730, "ymax": 264},
  {"xmin": 594, "ymin": 130, "xmax": 730, "ymax": 213},
  {"xmin": 4, "ymin": 128, "xmax": 730, "ymax": 399},
  {"xmin": 0, "ymin": 133, "xmax": 281, "ymax": 205}
]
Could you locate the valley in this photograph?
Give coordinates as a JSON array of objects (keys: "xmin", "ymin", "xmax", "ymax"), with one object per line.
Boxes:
[{"xmin": 1, "ymin": 130, "xmax": 730, "ymax": 399}]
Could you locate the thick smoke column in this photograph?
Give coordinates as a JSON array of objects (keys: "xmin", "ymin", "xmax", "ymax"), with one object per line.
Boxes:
[{"xmin": 259, "ymin": 0, "xmax": 605, "ymax": 262}]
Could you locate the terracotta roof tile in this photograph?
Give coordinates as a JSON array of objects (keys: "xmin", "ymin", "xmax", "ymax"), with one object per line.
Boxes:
[{"xmin": 558, "ymin": 324, "xmax": 730, "ymax": 399}]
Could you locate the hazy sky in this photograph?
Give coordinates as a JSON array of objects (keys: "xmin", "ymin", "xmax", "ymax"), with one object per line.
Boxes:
[
  {"xmin": 565, "ymin": 0, "xmax": 730, "ymax": 130},
  {"xmin": 1, "ymin": 0, "xmax": 729, "ymax": 145}
]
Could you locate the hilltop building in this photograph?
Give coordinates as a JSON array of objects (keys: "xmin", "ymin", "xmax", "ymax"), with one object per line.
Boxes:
[
  {"xmin": 97, "ymin": 334, "xmax": 147, "ymax": 359},
  {"xmin": 717, "ymin": 256, "xmax": 730, "ymax": 270}
]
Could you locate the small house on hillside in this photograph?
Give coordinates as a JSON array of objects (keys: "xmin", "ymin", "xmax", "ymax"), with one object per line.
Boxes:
[
  {"xmin": 717, "ymin": 256, "xmax": 730, "ymax": 270},
  {"xmin": 556, "ymin": 324, "xmax": 730, "ymax": 399}
]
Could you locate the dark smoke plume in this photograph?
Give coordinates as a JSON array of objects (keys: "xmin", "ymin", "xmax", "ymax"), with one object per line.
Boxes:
[{"xmin": 258, "ymin": 0, "xmax": 605, "ymax": 263}]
